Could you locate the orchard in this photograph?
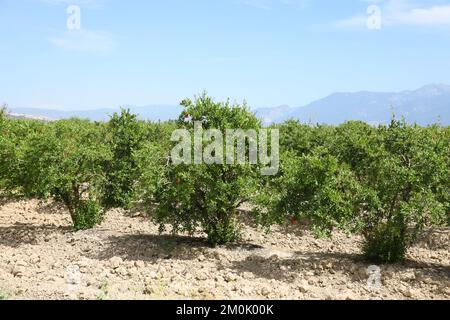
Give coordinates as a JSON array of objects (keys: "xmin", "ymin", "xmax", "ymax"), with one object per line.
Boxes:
[{"xmin": 0, "ymin": 97, "xmax": 449, "ymax": 264}]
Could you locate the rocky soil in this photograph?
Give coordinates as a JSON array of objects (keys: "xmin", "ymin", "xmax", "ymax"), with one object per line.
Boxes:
[{"xmin": 0, "ymin": 199, "xmax": 449, "ymax": 300}]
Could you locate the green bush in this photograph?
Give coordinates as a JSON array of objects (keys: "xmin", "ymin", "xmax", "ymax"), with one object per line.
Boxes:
[
  {"xmin": 330, "ymin": 121, "xmax": 377, "ymax": 175},
  {"xmin": 19, "ymin": 119, "xmax": 111, "ymax": 229},
  {"xmin": 358, "ymin": 121, "xmax": 447, "ymax": 262},
  {"xmin": 259, "ymin": 119, "xmax": 448, "ymax": 263},
  {"xmin": 104, "ymin": 109, "xmax": 145, "ymax": 209},
  {"xmin": 278, "ymin": 120, "xmax": 335, "ymax": 157},
  {"xmin": 253, "ymin": 151, "xmax": 367, "ymax": 237},
  {"xmin": 153, "ymin": 93, "xmax": 262, "ymax": 245},
  {"xmin": 133, "ymin": 141, "xmax": 168, "ymax": 209},
  {"xmin": 0, "ymin": 115, "xmax": 45, "ymax": 194},
  {"xmin": 132, "ymin": 121, "xmax": 178, "ymax": 208},
  {"xmin": 72, "ymin": 200, "xmax": 104, "ymax": 231},
  {"xmin": 362, "ymin": 221, "xmax": 407, "ymax": 263}
]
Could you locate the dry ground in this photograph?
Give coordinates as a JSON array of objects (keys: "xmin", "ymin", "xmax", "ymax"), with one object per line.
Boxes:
[{"xmin": 0, "ymin": 199, "xmax": 449, "ymax": 300}]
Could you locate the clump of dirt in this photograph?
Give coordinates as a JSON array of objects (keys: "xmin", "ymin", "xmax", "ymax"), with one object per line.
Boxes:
[{"xmin": 0, "ymin": 199, "xmax": 449, "ymax": 300}]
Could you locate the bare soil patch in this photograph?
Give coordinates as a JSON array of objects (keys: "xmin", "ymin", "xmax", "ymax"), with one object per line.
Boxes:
[{"xmin": 0, "ymin": 199, "xmax": 449, "ymax": 300}]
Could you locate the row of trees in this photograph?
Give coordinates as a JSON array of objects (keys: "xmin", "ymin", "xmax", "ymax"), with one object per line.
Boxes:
[
  {"xmin": 0, "ymin": 96, "xmax": 448, "ymax": 263},
  {"xmin": 0, "ymin": 105, "xmax": 175, "ymax": 230},
  {"xmin": 258, "ymin": 119, "xmax": 449, "ymax": 262}
]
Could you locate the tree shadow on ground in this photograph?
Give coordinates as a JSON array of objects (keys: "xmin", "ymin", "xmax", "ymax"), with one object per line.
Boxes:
[
  {"xmin": 0, "ymin": 223, "xmax": 72, "ymax": 248},
  {"xmin": 0, "ymin": 195, "xmax": 19, "ymax": 209},
  {"xmin": 229, "ymin": 251, "xmax": 360, "ymax": 281},
  {"xmin": 238, "ymin": 211, "xmax": 312, "ymax": 238},
  {"xmin": 0, "ymin": 196, "xmax": 67, "ymax": 215},
  {"xmin": 401, "ymin": 259, "xmax": 450, "ymax": 280},
  {"xmin": 414, "ymin": 227, "xmax": 450, "ymax": 250},
  {"xmin": 230, "ymin": 250, "xmax": 450, "ymax": 284},
  {"xmin": 86, "ymin": 233, "xmax": 263, "ymax": 263},
  {"xmin": 87, "ymin": 234, "xmax": 209, "ymax": 262},
  {"xmin": 124, "ymin": 202, "xmax": 152, "ymax": 218},
  {"xmin": 35, "ymin": 201, "xmax": 68, "ymax": 215}
]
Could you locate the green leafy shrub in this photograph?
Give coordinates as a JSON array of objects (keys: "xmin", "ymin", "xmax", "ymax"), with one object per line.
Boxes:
[
  {"xmin": 0, "ymin": 115, "xmax": 44, "ymax": 194},
  {"xmin": 259, "ymin": 119, "xmax": 448, "ymax": 263},
  {"xmin": 0, "ymin": 105, "xmax": 6, "ymax": 128},
  {"xmin": 72, "ymin": 200, "xmax": 104, "ymax": 231},
  {"xmin": 153, "ymin": 93, "xmax": 262, "ymax": 245},
  {"xmin": 330, "ymin": 121, "xmax": 377, "ymax": 175},
  {"xmin": 133, "ymin": 141, "xmax": 168, "ymax": 209},
  {"xmin": 20, "ymin": 119, "xmax": 111, "ymax": 229},
  {"xmin": 104, "ymin": 109, "xmax": 145, "ymax": 209},
  {"xmin": 132, "ymin": 121, "xmax": 178, "ymax": 208},
  {"xmin": 362, "ymin": 221, "xmax": 407, "ymax": 263},
  {"xmin": 358, "ymin": 121, "xmax": 448, "ymax": 262},
  {"xmin": 278, "ymin": 120, "xmax": 335, "ymax": 157},
  {"xmin": 253, "ymin": 150, "xmax": 367, "ymax": 237}
]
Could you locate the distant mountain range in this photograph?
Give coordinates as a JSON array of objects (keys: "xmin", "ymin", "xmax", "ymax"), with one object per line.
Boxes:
[
  {"xmin": 7, "ymin": 84, "xmax": 450, "ymax": 125},
  {"xmin": 8, "ymin": 105, "xmax": 184, "ymax": 122},
  {"xmin": 255, "ymin": 84, "xmax": 450, "ymax": 126}
]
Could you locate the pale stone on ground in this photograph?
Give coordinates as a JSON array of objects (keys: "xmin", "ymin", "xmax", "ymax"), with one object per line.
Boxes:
[{"xmin": 0, "ymin": 199, "xmax": 448, "ymax": 300}]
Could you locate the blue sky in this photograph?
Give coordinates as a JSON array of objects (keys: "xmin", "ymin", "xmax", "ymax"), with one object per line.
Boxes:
[{"xmin": 1, "ymin": 0, "xmax": 450, "ymax": 110}]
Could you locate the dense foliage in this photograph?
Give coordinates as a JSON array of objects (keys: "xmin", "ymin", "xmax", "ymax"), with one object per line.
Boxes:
[
  {"xmin": 255, "ymin": 119, "xmax": 449, "ymax": 262},
  {"xmin": 0, "ymin": 98, "xmax": 448, "ymax": 262},
  {"xmin": 151, "ymin": 94, "xmax": 262, "ymax": 245},
  {"xmin": 103, "ymin": 109, "xmax": 145, "ymax": 209},
  {"xmin": 15, "ymin": 119, "xmax": 110, "ymax": 230}
]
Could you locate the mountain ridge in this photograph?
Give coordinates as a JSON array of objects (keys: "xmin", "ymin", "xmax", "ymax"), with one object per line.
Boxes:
[
  {"xmin": 256, "ymin": 84, "xmax": 450, "ymax": 125},
  {"xmin": 7, "ymin": 84, "xmax": 450, "ymax": 125}
]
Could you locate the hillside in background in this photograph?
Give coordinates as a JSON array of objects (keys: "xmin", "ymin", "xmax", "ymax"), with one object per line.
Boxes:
[
  {"xmin": 8, "ymin": 84, "xmax": 450, "ymax": 125},
  {"xmin": 256, "ymin": 84, "xmax": 450, "ymax": 126},
  {"xmin": 8, "ymin": 105, "xmax": 184, "ymax": 122}
]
